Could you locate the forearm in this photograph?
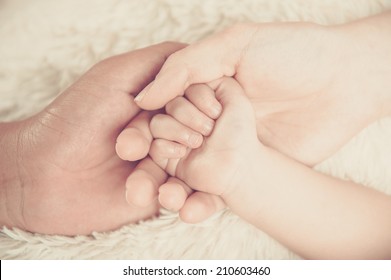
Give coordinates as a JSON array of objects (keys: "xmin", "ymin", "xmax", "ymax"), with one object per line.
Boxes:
[
  {"xmin": 338, "ymin": 11, "xmax": 391, "ymax": 117},
  {"xmin": 224, "ymin": 145, "xmax": 391, "ymax": 259}
]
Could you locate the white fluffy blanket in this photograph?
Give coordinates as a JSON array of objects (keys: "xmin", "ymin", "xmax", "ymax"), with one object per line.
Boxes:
[{"xmin": 1, "ymin": 0, "xmax": 390, "ymax": 259}]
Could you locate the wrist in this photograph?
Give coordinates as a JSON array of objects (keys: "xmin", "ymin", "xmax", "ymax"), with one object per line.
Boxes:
[
  {"xmin": 221, "ymin": 142, "xmax": 270, "ymax": 204},
  {"xmin": 335, "ymin": 12, "xmax": 391, "ymax": 118},
  {"xmin": 0, "ymin": 121, "xmax": 29, "ymax": 229}
]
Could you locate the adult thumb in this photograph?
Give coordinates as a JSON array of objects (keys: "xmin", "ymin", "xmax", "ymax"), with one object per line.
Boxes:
[{"xmin": 134, "ymin": 24, "xmax": 256, "ymax": 110}]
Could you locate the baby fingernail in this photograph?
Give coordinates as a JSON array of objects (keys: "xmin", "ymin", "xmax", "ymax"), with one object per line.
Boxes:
[
  {"xmin": 174, "ymin": 145, "xmax": 187, "ymax": 157},
  {"xmin": 203, "ymin": 120, "xmax": 214, "ymax": 135},
  {"xmin": 211, "ymin": 104, "xmax": 222, "ymax": 118},
  {"xmin": 188, "ymin": 133, "xmax": 202, "ymax": 148}
]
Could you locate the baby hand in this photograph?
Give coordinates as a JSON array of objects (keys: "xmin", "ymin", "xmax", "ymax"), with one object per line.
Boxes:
[
  {"xmin": 149, "ymin": 77, "xmax": 262, "ymax": 222},
  {"xmin": 115, "ymin": 82, "xmax": 222, "ymax": 208},
  {"xmin": 149, "ymin": 83, "xmax": 225, "ymax": 222}
]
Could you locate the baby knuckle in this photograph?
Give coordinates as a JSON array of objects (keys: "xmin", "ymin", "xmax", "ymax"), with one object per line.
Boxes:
[
  {"xmin": 154, "ymin": 139, "xmax": 165, "ymax": 150},
  {"xmin": 149, "ymin": 114, "xmax": 165, "ymax": 132},
  {"xmin": 165, "ymin": 51, "xmax": 182, "ymax": 64},
  {"xmin": 165, "ymin": 97, "xmax": 184, "ymax": 116},
  {"xmin": 150, "ymin": 141, "xmax": 163, "ymax": 157}
]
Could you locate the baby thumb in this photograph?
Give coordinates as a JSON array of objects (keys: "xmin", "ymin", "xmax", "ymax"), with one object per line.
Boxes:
[{"xmin": 212, "ymin": 77, "xmax": 254, "ymax": 121}]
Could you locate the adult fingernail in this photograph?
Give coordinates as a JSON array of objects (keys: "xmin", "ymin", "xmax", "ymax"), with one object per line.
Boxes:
[
  {"xmin": 135, "ymin": 82, "xmax": 154, "ymax": 103},
  {"xmin": 134, "ymin": 90, "xmax": 147, "ymax": 103}
]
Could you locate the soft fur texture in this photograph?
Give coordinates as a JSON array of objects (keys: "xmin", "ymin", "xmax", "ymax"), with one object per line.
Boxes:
[{"xmin": 0, "ymin": 0, "xmax": 390, "ymax": 259}]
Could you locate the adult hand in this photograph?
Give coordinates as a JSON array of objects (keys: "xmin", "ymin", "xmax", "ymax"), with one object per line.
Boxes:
[
  {"xmin": 135, "ymin": 13, "xmax": 391, "ymax": 165},
  {"xmin": 0, "ymin": 42, "xmax": 185, "ymax": 236}
]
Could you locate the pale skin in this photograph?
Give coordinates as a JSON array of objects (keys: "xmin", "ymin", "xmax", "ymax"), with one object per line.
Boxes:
[
  {"xmin": 0, "ymin": 42, "xmax": 186, "ymax": 236},
  {"xmin": 148, "ymin": 77, "xmax": 391, "ymax": 259}
]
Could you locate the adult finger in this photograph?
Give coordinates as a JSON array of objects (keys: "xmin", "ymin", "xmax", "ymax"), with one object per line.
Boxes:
[
  {"xmin": 53, "ymin": 42, "xmax": 187, "ymax": 136},
  {"xmin": 179, "ymin": 192, "xmax": 226, "ymax": 224},
  {"xmin": 125, "ymin": 157, "xmax": 168, "ymax": 208},
  {"xmin": 116, "ymin": 111, "xmax": 154, "ymax": 161},
  {"xmin": 158, "ymin": 177, "xmax": 193, "ymax": 212}
]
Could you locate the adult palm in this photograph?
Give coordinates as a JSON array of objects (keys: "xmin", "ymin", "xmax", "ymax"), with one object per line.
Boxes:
[
  {"xmin": 2, "ymin": 43, "xmax": 183, "ymax": 235},
  {"xmin": 136, "ymin": 22, "xmax": 379, "ymax": 165}
]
